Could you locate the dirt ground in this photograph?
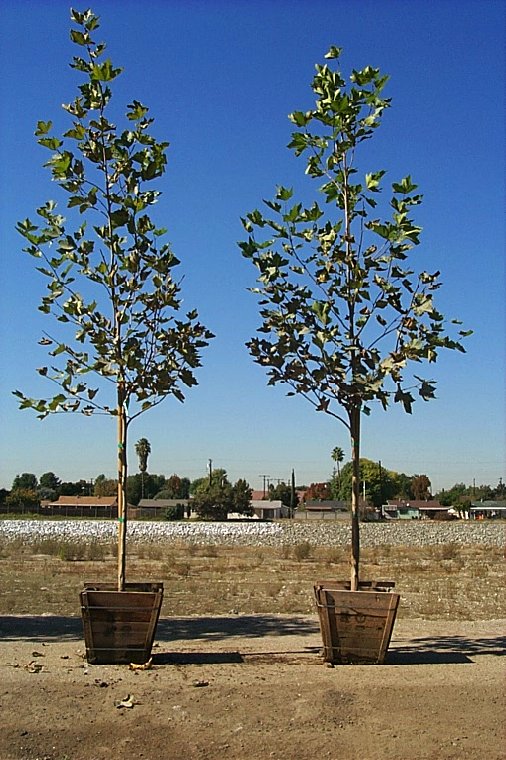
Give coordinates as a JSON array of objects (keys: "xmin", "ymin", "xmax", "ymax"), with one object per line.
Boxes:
[{"xmin": 1, "ymin": 613, "xmax": 504, "ymax": 760}]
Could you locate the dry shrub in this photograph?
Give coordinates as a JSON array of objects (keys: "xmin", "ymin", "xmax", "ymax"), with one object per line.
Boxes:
[
  {"xmin": 136, "ymin": 543, "xmax": 164, "ymax": 561},
  {"xmin": 325, "ymin": 547, "xmax": 345, "ymax": 565},
  {"xmin": 173, "ymin": 561, "xmax": 191, "ymax": 578},
  {"xmin": 199, "ymin": 544, "xmax": 218, "ymax": 558},
  {"xmin": 87, "ymin": 540, "xmax": 106, "ymax": 561},
  {"xmin": 293, "ymin": 541, "xmax": 312, "ymax": 562}
]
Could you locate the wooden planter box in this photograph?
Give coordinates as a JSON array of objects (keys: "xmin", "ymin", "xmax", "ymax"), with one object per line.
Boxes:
[
  {"xmin": 80, "ymin": 582, "xmax": 164, "ymax": 665},
  {"xmin": 314, "ymin": 580, "xmax": 399, "ymax": 665}
]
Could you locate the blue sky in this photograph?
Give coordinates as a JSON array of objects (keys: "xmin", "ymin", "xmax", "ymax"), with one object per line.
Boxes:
[{"xmin": 1, "ymin": 0, "xmax": 504, "ymax": 494}]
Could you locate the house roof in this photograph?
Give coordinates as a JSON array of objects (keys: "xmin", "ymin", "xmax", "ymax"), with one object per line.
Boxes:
[
  {"xmin": 386, "ymin": 500, "xmax": 443, "ymax": 510},
  {"xmin": 47, "ymin": 495, "xmax": 118, "ymax": 507},
  {"xmin": 250, "ymin": 500, "xmax": 283, "ymax": 510},
  {"xmin": 138, "ymin": 498, "xmax": 190, "ymax": 507},
  {"xmin": 470, "ymin": 500, "xmax": 506, "ymax": 509}
]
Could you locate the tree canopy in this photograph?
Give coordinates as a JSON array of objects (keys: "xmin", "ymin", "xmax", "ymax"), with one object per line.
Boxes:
[
  {"xmin": 14, "ymin": 8, "xmax": 213, "ymax": 588},
  {"xmin": 240, "ymin": 46, "xmax": 469, "ymax": 587},
  {"xmin": 192, "ymin": 470, "xmax": 252, "ymax": 520}
]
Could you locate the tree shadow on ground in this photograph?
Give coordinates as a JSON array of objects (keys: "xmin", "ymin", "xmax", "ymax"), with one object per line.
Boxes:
[
  {"xmin": 388, "ymin": 635, "xmax": 506, "ymax": 665},
  {"xmin": 0, "ymin": 614, "xmax": 319, "ymax": 643},
  {"xmin": 0, "ymin": 615, "xmax": 83, "ymax": 641},
  {"xmin": 156, "ymin": 615, "xmax": 320, "ymax": 642}
]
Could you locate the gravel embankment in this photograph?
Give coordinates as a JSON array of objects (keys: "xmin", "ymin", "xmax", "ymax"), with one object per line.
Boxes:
[{"xmin": 0, "ymin": 519, "xmax": 503, "ymax": 548}]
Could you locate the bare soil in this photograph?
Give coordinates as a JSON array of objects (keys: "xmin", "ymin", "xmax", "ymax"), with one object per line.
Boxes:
[{"xmin": 0, "ymin": 542, "xmax": 504, "ymax": 760}]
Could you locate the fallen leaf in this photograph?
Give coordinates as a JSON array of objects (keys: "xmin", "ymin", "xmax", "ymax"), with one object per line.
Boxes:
[
  {"xmin": 192, "ymin": 680, "xmax": 209, "ymax": 688},
  {"xmin": 116, "ymin": 695, "xmax": 137, "ymax": 709},
  {"xmin": 31, "ymin": 651, "xmax": 45, "ymax": 658},
  {"xmin": 25, "ymin": 662, "xmax": 43, "ymax": 673},
  {"xmin": 129, "ymin": 658, "xmax": 153, "ymax": 671}
]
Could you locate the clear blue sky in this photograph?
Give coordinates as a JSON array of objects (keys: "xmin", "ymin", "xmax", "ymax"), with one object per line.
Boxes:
[{"xmin": 1, "ymin": 0, "xmax": 504, "ymax": 494}]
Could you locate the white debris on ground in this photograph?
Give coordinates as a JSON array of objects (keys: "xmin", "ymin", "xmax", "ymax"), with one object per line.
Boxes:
[{"xmin": 0, "ymin": 519, "xmax": 503, "ymax": 547}]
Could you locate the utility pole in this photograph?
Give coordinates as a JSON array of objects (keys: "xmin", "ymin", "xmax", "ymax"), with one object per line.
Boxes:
[
  {"xmin": 290, "ymin": 468, "xmax": 296, "ymax": 518},
  {"xmin": 259, "ymin": 475, "xmax": 270, "ymax": 498}
]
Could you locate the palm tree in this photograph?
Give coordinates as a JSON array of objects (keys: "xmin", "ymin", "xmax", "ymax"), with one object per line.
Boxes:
[
  {"xmin": 135, "ymin": 438, "xmax": 151, "ymax": 499},
  {"xmin": 331, "ymin": 446, "xmax": 344, "ymax": 484}
]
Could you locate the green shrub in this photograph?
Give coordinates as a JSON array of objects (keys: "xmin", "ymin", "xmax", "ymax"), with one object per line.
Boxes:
[{"xmin": 164, "ymin": 504, "xmax": 185, "ymax": 521}]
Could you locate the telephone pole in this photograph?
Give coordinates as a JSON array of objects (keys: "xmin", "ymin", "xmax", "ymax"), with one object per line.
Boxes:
[{"xmin": 259, "ymin": 475, "xmax": 270, "ymax": 498}]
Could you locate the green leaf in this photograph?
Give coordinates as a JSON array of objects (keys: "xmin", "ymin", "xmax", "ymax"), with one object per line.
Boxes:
[
  {"xmin": 288, "ymin": 111, "xmax": 311, "ymax": 127},
  {"xmin": 35, "ymin": 120, "xmax": 53, "ymax": 136},
  {"xmin": 276, "ymin": 186, "xmax": 294, "ymax": 201},
  {"xmin": 90, "ymin": 59, "xmax": 123, "ymax": 82},
  {"xmin": 392, "ymin": 175, "xmax": 418, "ymax": 194},
  {"xmin": 394, "ymin": 387, "xmax": 414, "ymax": 413},
  {"xmin": 324, "ymin": 46, "xmax": 342, "ymax": 60},
  {"xmin": 127, "ymin": 100, "xmax": 149, "ymax": 121},
  {"xmin": 70, "ymin": 29, "xmax": 87, "ymax": 46}
]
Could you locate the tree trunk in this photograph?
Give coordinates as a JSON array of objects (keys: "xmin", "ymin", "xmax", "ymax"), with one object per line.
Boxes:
[
  {"xmin": 117, "ymin": 383, "xmax": 128, "ymax": 591},
  {"xmin": 350, "ymin": 405, "xmax": 361, "ymax": 590}
]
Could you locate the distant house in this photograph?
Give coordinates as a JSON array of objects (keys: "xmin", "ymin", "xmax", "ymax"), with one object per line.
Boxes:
[
  {"xmin": 43, "ymin": 495, "xmax": 130, "ymax": 518},
  {"xmin": 470, "ymin": 500, "xmax": 506, "ymax": 519},
  {"xmin": 383, "ymin": 499, "xmax": 450, "ymax": 520},
  {"xmin": 297, "ymin": 500, "xmax": 349, "ymax": 520},
  {"xmin": 250, "ymin": 499, "xmax": 288, "ymax": 520},
  {"xmin": 132, "ymin": 498, "xmax": 191, "ymax": 519}
]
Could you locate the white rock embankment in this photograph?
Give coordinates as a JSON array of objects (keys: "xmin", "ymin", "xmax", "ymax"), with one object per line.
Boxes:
[{"xmin": 0, "ymin": 518, "xmax": 503, "ymax": 548}]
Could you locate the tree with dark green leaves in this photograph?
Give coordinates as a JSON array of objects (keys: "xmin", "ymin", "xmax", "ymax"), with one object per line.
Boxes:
[
  {"xmin": 156, "ymin": 474, "xmax": 190, "ymax": 500},
  {"xmin": 192, "ymin": 470, "xmax": 253, "ymax": 520},
  {"xmin": 239, "ymin": 46, "xmax": 470, "ymax": 589},
  {"xmin": 14, "ymin": 9, "xmax": 213, "ymax": 590},
  {"xmin": 127, "ymin": 472, "xmax": 167, "ymax": 505},
  {"xmin": 39, "ymin": 471, "xmax": 62, "ymax": 491},
  {"xmin": 268, "ymin": 481, "xmax": 296, "ymax": 509},
  {"xmin": 12, "ymin": 473, "xmax": 39, "ymax": 491},
  {"xmin": 336, "ymin": 458, "xmax": 398, "ymax": 508}
]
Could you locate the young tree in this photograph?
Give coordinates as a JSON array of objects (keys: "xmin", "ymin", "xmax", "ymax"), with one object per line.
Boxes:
[
  {"xmin": 14, "ymin": 9, "xmax": 213, "ymax": 590},
  {"xmin": 239, "ymin": 47, "xmax": 469, "ymax": 589}
]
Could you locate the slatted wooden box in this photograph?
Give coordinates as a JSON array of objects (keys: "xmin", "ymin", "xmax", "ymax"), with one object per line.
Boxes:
[
  {"xmin": 314, "ymin": 580, "xmax": 399, "ymax": 665},
  {"xmin": 80, "ymin": 582, "xmax": 164, "ymax": 665}
]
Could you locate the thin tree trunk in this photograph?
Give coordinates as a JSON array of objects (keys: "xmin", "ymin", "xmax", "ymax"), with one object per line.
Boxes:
[
  {"xmin": 350, "ymin": 406, "xmax": 361, "ymax": 590},
  {"xmin": 117, "ymin": 383, "xmax": 127, "ymax": 591}
]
